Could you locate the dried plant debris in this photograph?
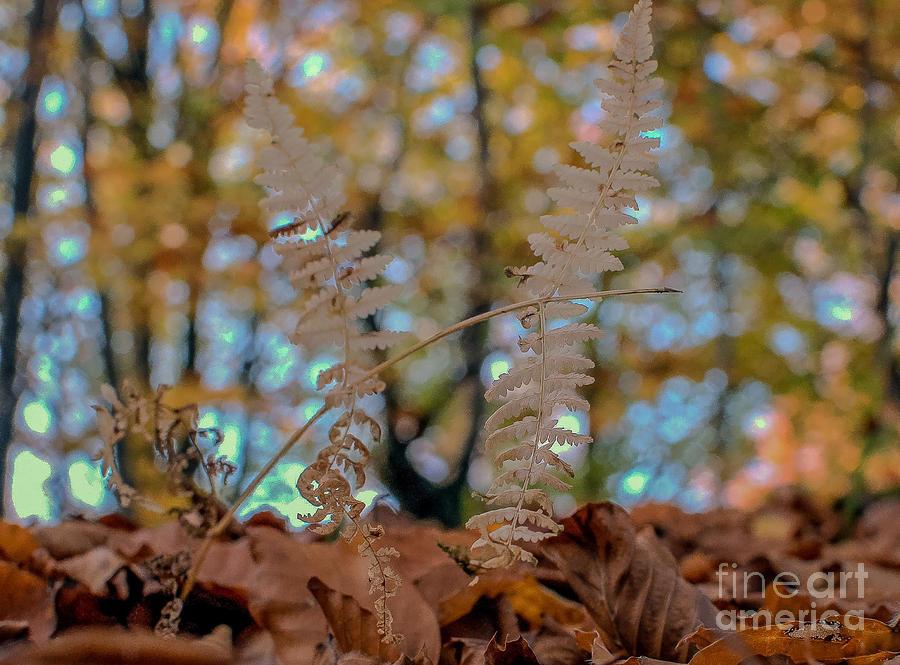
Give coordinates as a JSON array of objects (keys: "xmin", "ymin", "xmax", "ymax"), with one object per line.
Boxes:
[{"xmin": 93, "ymin": 382, "xmax": 227, "ymax": 514}]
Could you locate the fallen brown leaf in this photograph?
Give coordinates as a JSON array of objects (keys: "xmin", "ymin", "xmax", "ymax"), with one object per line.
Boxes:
[
  {"xmin": 441, "ymin": 635, "xmax": 541, "ymax": 665},
  {"xmin": 244, "ymin": 526, "xmax": 366, "ymax": 665},
  {"xmin": 0, "ymin": 620, "xmax": 29, "ymax": 645},
  {"xmin": 308, "ymin": 576, "xmax": 402, "ymax": 662},
  {"xmin": 0, "ymin": 626, "xmax": 233, "ymax": 665},
  {"xmin": 0, "ymin": 522, "xmax": 41, "ymax": 564},
  {"xmin": 0, "ymin": 561, "xmax": 55, "ymax": 642},
  {"xmin": 683, "ymin": 617, "xmax": 900, "ymax": 665},
  {"xmin": 438, "ymin": 571, "xmax": 587, "ymax": 630},
  {"xmin": 543, "ymin": 502, "xmax": 718, "ymax": 662},
  {"xmin": 527, "ymin": 615, "xmax": 588, "ymax": 665},
  {"xmin": 55, "ymin": 546, "xmax": 125, "ymax": 596},
  {"xmin": 32, "ymin": 521, "xmax": 111, "ymax": 560},
  {"xmin": 244, "ymin": 525, "xmax": 439, "ymax": 664}
]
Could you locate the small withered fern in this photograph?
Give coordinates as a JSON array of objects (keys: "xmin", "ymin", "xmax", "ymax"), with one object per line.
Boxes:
[
  {"xmin": 94, "ymin": 381, "xmax": 231, "ymax": 515},
  {"xmin": 244, "ymin": 60, "xmax": 404, "ymax": 643},
  {"xmin": 94, "ymin": 381, "xmax": 235, "ymax": 635},
  {"xmin": 467, "ymin": 0, "xmax": 661, "ymax": 570}
]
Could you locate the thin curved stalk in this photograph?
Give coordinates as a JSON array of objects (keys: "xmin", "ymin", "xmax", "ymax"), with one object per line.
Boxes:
[
  {"xmin": 359, "ymin": 287, "xmax": 680, "ymax": 385},
  {"xmin": 180, "ymin": 285, "xmax": 679, "ymax": 599}
]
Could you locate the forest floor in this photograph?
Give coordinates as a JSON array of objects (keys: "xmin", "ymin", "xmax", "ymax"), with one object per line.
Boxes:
[{"xmin": 0, "ymin": 489, "xmax": 899, "ymax": 664}]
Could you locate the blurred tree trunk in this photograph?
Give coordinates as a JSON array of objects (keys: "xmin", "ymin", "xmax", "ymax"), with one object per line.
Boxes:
[
  {"xmin": 0, "ymin": 0, "xmax": 58, "ymax": 515},
  {"xmin": 844, "ymin": 1, "xmax": 896, "ymax": 520},
  {"xmin": 92, "ymin": 1, "xmax": 155, "ymax": 386},
  {"xmin": 180, "ymin": 1, "xmax": 232, "ymax": 381},
  {"xmin": 374, "ymin": 5, "xmax": 500, "ymax": 527},
  {"xmin": 79, "ymin": 21, "xmax": 119, "ymax": 390}
]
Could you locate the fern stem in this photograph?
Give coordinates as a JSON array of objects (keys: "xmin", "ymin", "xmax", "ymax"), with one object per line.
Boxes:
[
  {"xmin": 359, "ymin": 287, "xmax": 679, "ymax": 386},
  {"xmin": 503, "ymin": 301, "xmax": 547, "ymax": 554},
  {"xmin": 181, "ymin": 285, "xmax": 678, "ymax": 599}
]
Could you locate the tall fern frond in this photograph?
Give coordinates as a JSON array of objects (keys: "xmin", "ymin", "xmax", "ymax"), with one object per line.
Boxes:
[
  {"xmin": 244, "ymin": 60, "xmax": 405, "ymax": 643},
  {"xmin": 468, "ymin": 0, "xmax": 660, "ymax": 570}
]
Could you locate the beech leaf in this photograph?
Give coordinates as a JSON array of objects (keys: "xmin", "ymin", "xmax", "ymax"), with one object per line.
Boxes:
[
  {"xmin": 542, "ymin": 502, "xmax": 718, "ymax": 662},
  {"xmin": 308, "ymin": 576, "xmax": 402, "ymax": 663}
]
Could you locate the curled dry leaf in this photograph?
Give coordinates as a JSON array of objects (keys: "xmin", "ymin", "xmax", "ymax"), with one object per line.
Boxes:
[
  {"xmin": 527, "ymin": 615, "xmax": 589, "ymax": 665},
  {"xmin": 542, "ymin": 502, "xmax": 718, "ymax": 662},
  {"xmin": 246, "ymin": 527, "xmax": 358, "ymax": 665},
  {"xmin": 245, "ymin": 525, "xmax": 435, "ymax": 663}
]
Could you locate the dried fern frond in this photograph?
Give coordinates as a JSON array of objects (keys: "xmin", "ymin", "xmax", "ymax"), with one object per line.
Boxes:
[
  {"xmin": 468, "ymin": 0, "xmax": 660, "ymax": 570},
  {"xmin": 244, "ymin": 60, "xmax": 406, "ymax": 643}
]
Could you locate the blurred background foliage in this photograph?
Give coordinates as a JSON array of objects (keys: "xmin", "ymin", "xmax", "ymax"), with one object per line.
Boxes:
[{"xmin": 0, "ymin": 0, "xmax": 897, "ymax": 527}]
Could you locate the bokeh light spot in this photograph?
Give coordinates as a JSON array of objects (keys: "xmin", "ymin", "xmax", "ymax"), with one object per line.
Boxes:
[
  {"xmin": 303, "ymin": 399, "xmax": 324, "ymax": 421},
  {"xmin": 307, "ymin": 360, "xmax": 334, "ymax": 388},
  {"xmin": 49, "ymin": 144, "xmax": 77, "ymax": 175},
  {"xmin": 47, "ymin": 187, "xmax": 68, "ymax": 207},
  {"xmin": 830, "ymin": 301, "xmax": 853, "ymax": 322},
  {"xmin": 490, "ymin": 359, "xmax": 510, "ymax": 381},
  {"xmin": 68, "ymin": 459, "xmax": 105, "ymax": 507},
  {"xmin": 302, "ymin": 52, "xmax": 328, "ymax": 79},
  {"xmin": 300, "ymin": 225, "xmax": 322, "ymax": 241},
  {"xmin": 622, "ymin": 469, "xmax": 649, "ymax": 495},
  {"xmin": 11, "ymin": 450, "xmax": 52, "ymax": 520},
  {"xmin": 356, "ymin": 489, "xmax": 378, "ymax": 507},
  {"xmin": 703, "ymin": 51, "xmax": 732, "ymax": 83},
  {"xmin": 42, "ymin": 89, "xmax": 66, "ymax": 118},
  {"xmin": 191, "ymin": 22, "xmax": 210, "ymax": 45},
  {"xmin": 54, "ymin": 236, "xmax": 85, "ymax": 264},
  {"xmin": 23, "ymin": 401, "xmax": 52, "ymax": 435},
  {"xmin": 556, "ymin": 413, "xmax": 582, "ymax": 434},
  {"xmin": 84, "ymin": 0, "xmax": 114, "ymax": 19}
]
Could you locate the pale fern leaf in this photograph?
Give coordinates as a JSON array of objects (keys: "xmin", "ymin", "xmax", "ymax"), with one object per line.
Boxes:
[
  {"xmin": 518, "ymin": 324, "xmax": 603, "ymax": 354},
  {"xmin": 347, "ymin": 285, "xmax": 405, "ymax": 319},
  {"xmin": 484, "ymin": 417, "xmax": 539, "ymax": 452},
  {"xmin": 339, "ymin": 254, "xmax": 394, "ymax": 288},
  {"xmin": 553, "ymin": 164, "xmax": 605, "ymax": 191},
  {"xmin": 487, "ymin": 488, "xmax": 554, "ymax": 514}
]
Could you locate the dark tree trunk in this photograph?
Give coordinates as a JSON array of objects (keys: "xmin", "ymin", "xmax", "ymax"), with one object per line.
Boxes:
[
  {"xmin": 842, "ymin": 3, "xmax": 895, "ymax": 527},
  {"xmin": 185, "ymin": 300, "xmax": 199, "ymax": 381},
  {"xmin": 377, "ymin": 5, "xmax": 497, "ymax": 526},
  {"xmin": 0, "ymin": 0, "xmax": 58, "ymax": 515},
  {"xmin": 78, "ymin": 20, "xmax": 118, "ymax": 391}
]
